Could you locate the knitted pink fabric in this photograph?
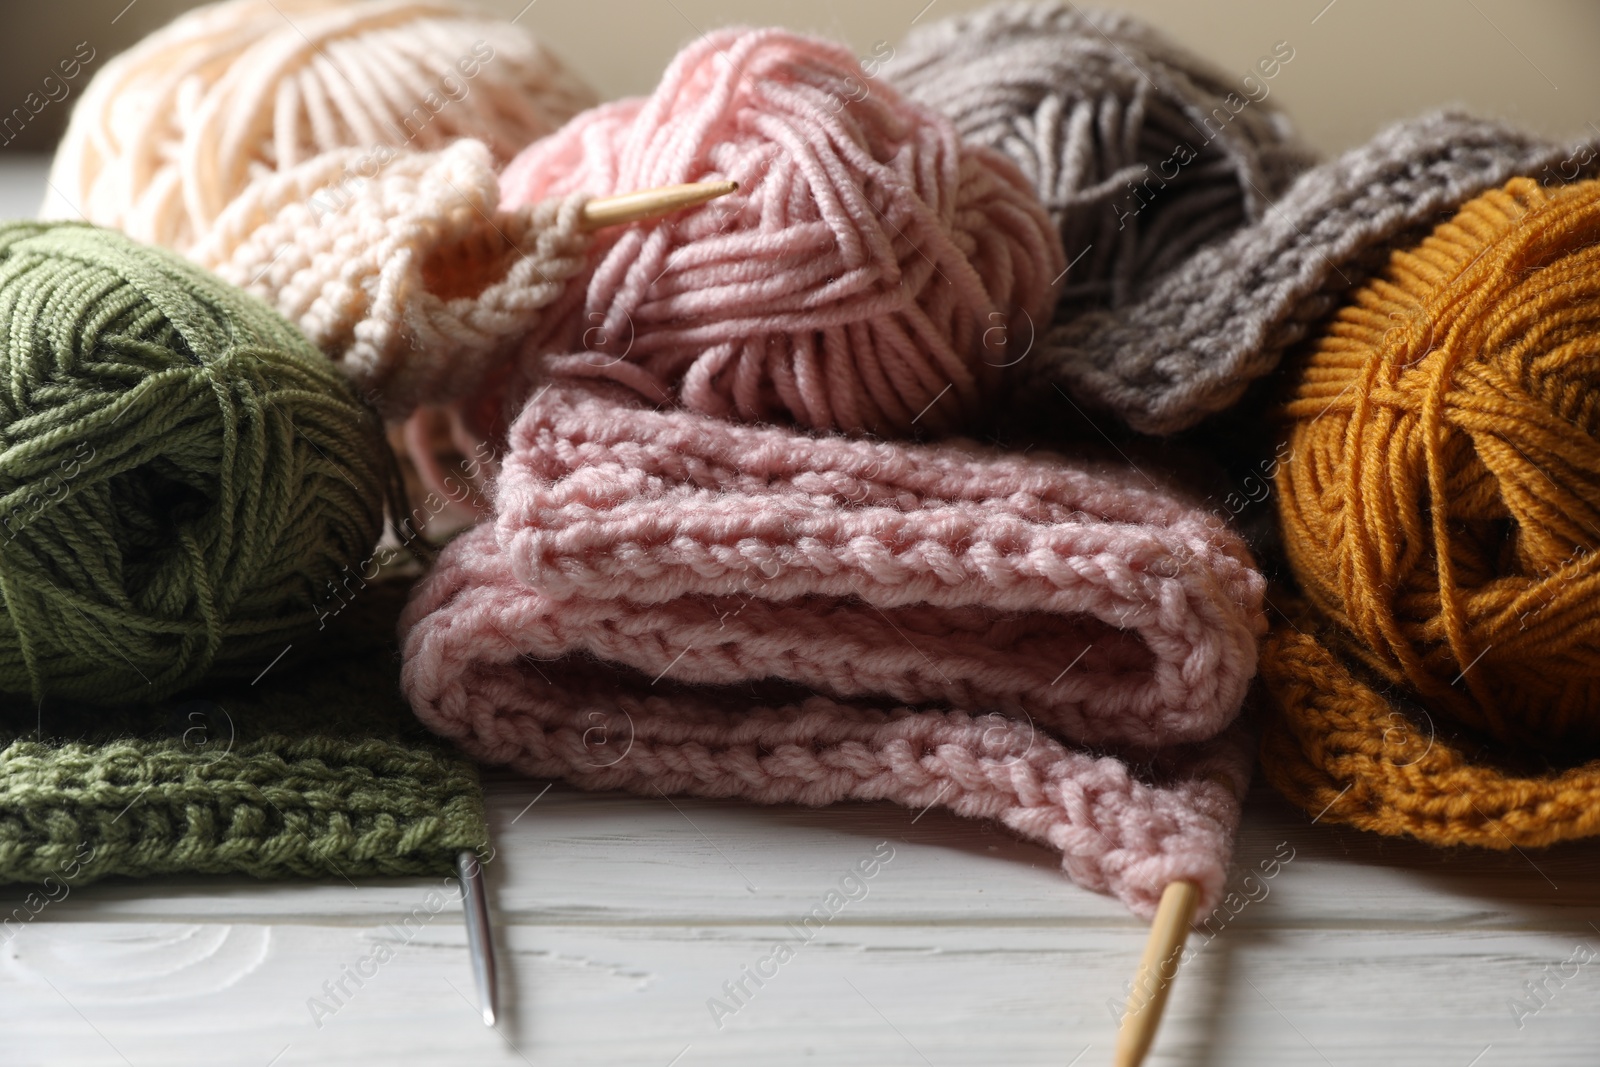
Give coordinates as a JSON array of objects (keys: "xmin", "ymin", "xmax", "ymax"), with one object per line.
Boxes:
[
  {"xmin": 400, "ymin": 380, "xmax": 1267, "ymax": 916},
  {"xmin": 492, "ymin": 381, "xmax": 1263, "ymax": 746},
  {"xmin": 486, "ymin": 28, "xmax": 1065, "ymax": 440}
]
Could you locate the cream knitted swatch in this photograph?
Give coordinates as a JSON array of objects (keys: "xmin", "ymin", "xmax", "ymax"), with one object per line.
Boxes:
[{"xmin": 189, "ymin": 139, "xmax": 592, "ymax": 416}]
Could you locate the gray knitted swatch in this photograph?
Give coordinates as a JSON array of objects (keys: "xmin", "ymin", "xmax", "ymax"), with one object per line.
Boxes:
[
  {"xmin": 889, "ymin": 2, "xmax": 1316, "ymax": 318},
  {"xmin": 1029, "ymin": 110, "xmax": 1594, "ymax": 434}
]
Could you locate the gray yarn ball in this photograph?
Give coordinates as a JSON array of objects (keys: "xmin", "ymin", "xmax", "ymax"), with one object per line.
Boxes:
[{"xmin": 889, "ymin": 2, "xmax": 1316, "ymax": 318}]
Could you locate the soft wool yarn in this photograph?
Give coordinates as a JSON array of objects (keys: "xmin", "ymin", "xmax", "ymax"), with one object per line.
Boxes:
[
  {"xmin": 493, "ymin": 28, "xmax": 1065, "ymax": 438},
  {"xmin": 0, "ymin": 582, "xmax": 485, "ymax": 885},
  {"xmin": 43, "ymin": 0, "xmax": 596, "ymax": 253},
  {"xmin": 0, "ymin": 222, "xmax": 394, "ymax": 705},
  {"xmin": 401, "ymin": 379, "xmax": 1268, "ymax": 916},
  {"xmin": 189, "ymin": 138, "xmax": 592, "ymax": 417},
  {"xmin": 1030, "ymin": 110, "xmax": 1600, "ymax": 434},
  {"xmin": 889, "ymin": 2, "xmax": 1315, "ymax": 318},
  {"xmin": 1263, "ymin": 176, "xmax": 1600, "ymax": 847}
]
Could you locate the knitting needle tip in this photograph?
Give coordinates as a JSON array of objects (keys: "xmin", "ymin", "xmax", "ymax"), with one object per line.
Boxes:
[
  {"xmin": 579, "ymin": 180, "xmax": 739, "ymax": 232},
  {"xmin": 1114, "ymin": 879, "xmax": 1199, "ymax": 1067},
  {"xmin": 457, "ymin": 849, "xmax": 499, "ymax": 1028}
]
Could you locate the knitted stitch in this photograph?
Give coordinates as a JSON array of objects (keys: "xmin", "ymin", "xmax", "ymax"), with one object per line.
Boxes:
[
  {"xmin": 490, "ymin": 380, "xmax": 1265, "ymax": 747},
  {"xmin": 400, "ymin": 378, "xmax": 1268, "ymax": 916},
  {"xmin": 43, "ymin": 0, "xmax": 596, "ymax": 252},
  {"xmin": 0, "ymin": 582, "xmax": 485, "ymax": 885},
  {"xmin": 889, "ymin": 2, "xmax": 1315, "ymax": 317},
  {"xmin": 1262, "ymin": 176, "xmax": 1600, "ymax": 847},
  {"xmin": 490, "ymin": 27, "xmax": 1064, "ymax": 439},
  {"xmin": 189, "ymin": 139, "xmax": 593, "ymax": 417},
  {"xmin": 0, "ymin": 222, "xmax": 396, "ymax": 705},
  {"xmin": 1028, "ymin": 111, "xmax": 1599, "ymax": 433}
]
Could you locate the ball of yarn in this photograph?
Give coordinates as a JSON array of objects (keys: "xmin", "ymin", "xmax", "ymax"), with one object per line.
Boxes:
[
  {"xmin": 497, "ymin": 27, "xmax": 1064, "ymax": 437},
  {"xmin": 0, "ymin": 222, "xmax": 395, "ymax": 705},
  {"xmin": 1264, "ymin": 174, "xmax": 1600, "ymax": 850},
  {"xmin": 1277, "ymin": 175, "xmax": 1600, "ymax": 752},
  {"xmin": 43, "ymin": 0, "xmax": 596, "ymax": 253},
  {"xmin": 889, "ymin": 2, "xmax": 1314, "ymax": 317}
]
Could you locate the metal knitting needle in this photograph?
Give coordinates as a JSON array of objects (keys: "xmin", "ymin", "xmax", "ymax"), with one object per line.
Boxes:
[
  {"xmin": 1114, "ymin": 879, "xmax": 1199, "ymax": 1067},
  {"xmin": 446, "ymin": 175, "xmax": 732, "ymax": 1028},
  {"xmin": 457, "ymin": 849, "xmax": 498, "ymax": 1027},
  {"xmin": 578, "ymin": 180, "xmax": 739, "ymax": 232}
]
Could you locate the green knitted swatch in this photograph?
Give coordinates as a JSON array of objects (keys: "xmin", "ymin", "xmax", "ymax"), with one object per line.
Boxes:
[{"xmin": 0, "ymin": 581, "xmax": 484, "ymax": 886}]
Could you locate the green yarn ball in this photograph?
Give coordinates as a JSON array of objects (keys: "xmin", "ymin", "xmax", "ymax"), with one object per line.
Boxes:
[{"xmin": 0, "ymin": 222, "xmax": 394, "ymax": 704}]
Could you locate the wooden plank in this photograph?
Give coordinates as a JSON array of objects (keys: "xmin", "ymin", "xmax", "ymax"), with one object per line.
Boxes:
[
  {"xmin": 3, "ymin": 780, "xmax": 1600, "ymax": 1065},
  {"xmin": 6, "ymin": 919, "xmax": 1600, "ymax": 1066}
]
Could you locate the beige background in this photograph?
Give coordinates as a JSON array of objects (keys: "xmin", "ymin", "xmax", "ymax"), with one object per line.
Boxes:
[{"xmin": 1, "ymin": 0, "xmax": 1597, "ymax": 154}]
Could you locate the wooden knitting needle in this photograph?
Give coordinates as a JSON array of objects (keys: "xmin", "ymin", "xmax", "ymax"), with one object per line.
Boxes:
[
  {"xmin": 1114, "ymin": 879, "xmax": 1200, "ymax": 1067},
  {"xmin": 578, "ymin": 180, "xmax": 739, "ymax": 232},
  {"xmin": 457, "ymin": 849, "xmax": 499, "ymax": 1026}
]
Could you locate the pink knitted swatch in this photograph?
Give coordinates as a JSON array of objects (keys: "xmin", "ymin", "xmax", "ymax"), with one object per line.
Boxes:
[
  {"xmin": 492, "ymin": 381, "xmax": 1263, "ymax": 747},
  {"xmin": 400, "ymin": 380, "xmax": 1267, "ymax": 916},
  {"xmin": 487, "ymin": 28, "xmax": 1065, "ymax": 440}
]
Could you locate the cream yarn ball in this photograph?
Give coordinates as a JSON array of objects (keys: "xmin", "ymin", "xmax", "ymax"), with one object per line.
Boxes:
[{"xmin": 42, "ymin": 0, "xmax": 596, "ymax": 251}]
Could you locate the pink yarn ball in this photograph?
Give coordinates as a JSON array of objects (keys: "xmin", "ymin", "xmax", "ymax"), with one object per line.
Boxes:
[{"xmin": 495, "ymin": 27, "xmax": 1065, "ymax": 437}]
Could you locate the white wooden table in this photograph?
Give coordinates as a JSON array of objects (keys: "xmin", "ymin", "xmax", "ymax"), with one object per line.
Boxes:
[
  {"xmin": 3, "ymin": 156, "xmax": 1599, "ymax": 1067},
  {"xmin": 4, "ymin": 776, "xmax": 1600, "ymax": 1067}
]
